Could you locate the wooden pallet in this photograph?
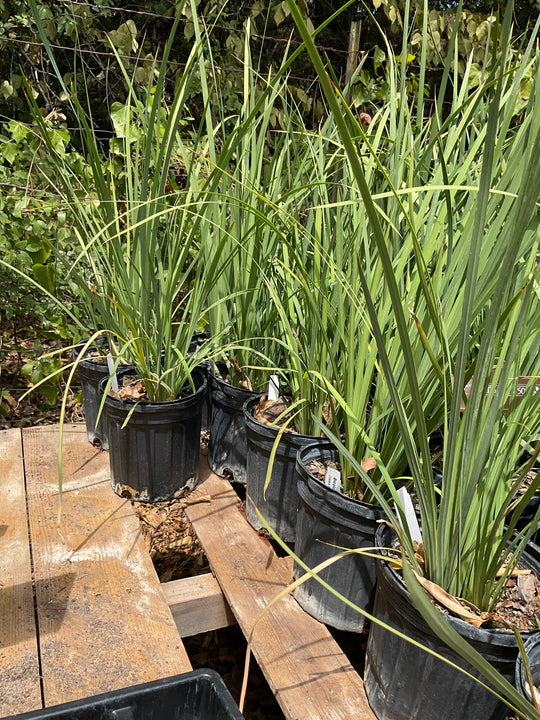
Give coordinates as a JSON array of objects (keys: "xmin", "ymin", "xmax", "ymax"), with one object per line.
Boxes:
[
  {"xmin": 0, "ymin": 425, "xmax": 375, "ymax": 720},
  {"xmin": 185, "ymin": 462, "xmax": 375, "ymax": 720},
  {"xmin": 0, "ymin": 426, "xmax": 191, "ymax": 717}
]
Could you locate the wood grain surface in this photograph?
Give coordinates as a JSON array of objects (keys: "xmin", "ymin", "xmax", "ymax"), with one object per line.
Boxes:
[
  {"xmin": 163, "ymin": 573, "xmax": 236, "ymax": 637},
  {"xmin": 22, "ymin": 424, "xmax": 191, "ymax": 707},
  {"xmin": 1, "ymin": 423, "xmax": 373, "ymax": 719},
  {"xmin": 0, "ymin": 428, "xmax": 42, "ymax": 717},
  {"xmin": 186, "ymin": 460, "xmax": 376, "ymax": 720}
]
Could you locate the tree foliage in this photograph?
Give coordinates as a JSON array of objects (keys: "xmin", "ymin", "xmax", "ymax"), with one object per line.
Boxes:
[
  {"xmin": 2, "ymin": 0, "xmax": 538, "ymax": 124},
  {"xmin": 0, "ymin": 0, "xmax": 538, "ymax": 350}
]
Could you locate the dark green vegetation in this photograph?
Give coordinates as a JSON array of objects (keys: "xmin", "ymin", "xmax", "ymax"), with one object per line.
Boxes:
[
  {"xmin": 0, "ymin": 0, "xmax": 538, "ymax": 395},
  {"xmin": 1, "ymin": 3, "xmax": 540, "ymax": 716}
]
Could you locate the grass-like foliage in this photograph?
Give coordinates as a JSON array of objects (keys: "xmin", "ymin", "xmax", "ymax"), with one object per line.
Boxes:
[
  {"xmin": 284, "ymin": 0, "xmax": 540, "ymax": 716},
  {"xmin": 24, "ymin": 7, "xmax": 235, "ymax": 401},
  {"xmin": 12, "ymin": 3, "xmax": 540, "ymax": 712},
  {"xmin": 287, "ymin": 0, "xmax": 540, "ymax": 607}
]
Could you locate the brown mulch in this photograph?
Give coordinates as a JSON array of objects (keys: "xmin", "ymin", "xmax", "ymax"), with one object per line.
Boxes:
[
  {"xmin": 306, "ymin": 458, "xmax": 341, "ymax": 483},
  {"xmin": 252, "ymin": 397, "xmax": 294, "ymax": 428},
  {"xmin": 132, "ymin": 491, "xmax": 211, "ymax": 583}
]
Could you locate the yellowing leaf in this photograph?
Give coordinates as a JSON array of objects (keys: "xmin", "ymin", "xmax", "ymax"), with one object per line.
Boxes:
[
  {"xmin": 413, "ymin": 571, "xmax": 489, "ymax": 628},
  {"xmin": 0, "ymin": 80, "xmax": 13, "ymax": 99}
]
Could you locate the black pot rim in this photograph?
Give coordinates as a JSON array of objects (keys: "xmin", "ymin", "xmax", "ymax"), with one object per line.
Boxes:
[
  {"xmin": 211, "ymin": 368, "xmax": 262, "ymax": 398},
  {"xmin": 515, "ymin": 632, "xmax": 540, "ymax": 701},
  {"xmin": 375, "ymin": 523, "xmax": 540, "ymax": 643},
  {"xmin": 243, "ymin": 395, "xmax": 321, "ymax": 443},
  {"xmin": 73, "ymin": 337, "xmax": 109, "ymax": 367},
  {"xmin": 296, "ymin": 439, "xmax": 382, "ymax": 513}
]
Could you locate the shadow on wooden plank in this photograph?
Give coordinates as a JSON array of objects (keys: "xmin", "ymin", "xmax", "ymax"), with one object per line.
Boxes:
[{"xmin": 1, "ymin": 573, "xmax": 75, "ymax": 648}]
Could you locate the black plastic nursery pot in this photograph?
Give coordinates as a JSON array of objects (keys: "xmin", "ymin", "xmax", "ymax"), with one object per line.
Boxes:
[
  {"xmin": 515, "ymin": 631, "xmax": 540, "ymax": 703},
  {"xmin": 364, "ymin": 523, "xmax": 540, "ymax": 720},
  {"xmin": 73, "ymin": 339, "xmax": 112, "ymax": 449},
  {"xmin": 243, "ymin": 396, "xmax": 318, "ymax": 542},
  {"xmin": 516, "ymin": 493, "xmax": 540, "ymax": 546},
  {"xmin": 188, "ymin": 332, "xmax": 211, "ymax": 432},
  {"xmin": 13, "ymin": 669, "xmax": 245, "ymax": 720},
  {"xmin": 208, "ymin": 365, "xmax": 263, "ymax": 484},
  {"xmin": 99, "ymin": 367, "xmax": 207, "ymax": 502},
  {"xmin": 187, "ymin": 331, "xmax": 210, "ymax": 356},
  {"xmin": 293, "ymin": 440, "xmax": 383, "ymax": 633},
  {"xmin": 195, "ymin": 361, "xmax": 210, "ymax": 434}
]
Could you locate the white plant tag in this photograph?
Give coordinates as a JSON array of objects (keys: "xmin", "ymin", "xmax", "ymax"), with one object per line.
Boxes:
[
  {"xmin": 268, "ymin": 374, "xmax": 279, "ymax": 401},
  {"xmin": 395, "ymin": 486, "xmax": 423, "ymax": 544},
  {"xmin": 107, "ymin": 353, "xmax": 119, "ymax": 393},
  {"xmin": 324, "ymin": 466, "xmax": 341, "ymax": 492}
]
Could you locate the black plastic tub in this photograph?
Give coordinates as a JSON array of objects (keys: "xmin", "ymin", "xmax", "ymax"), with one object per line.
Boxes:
[
  {"xmin": 73, "ymin": 338, "xmax": 112, "ymax": 449},
  {"xmin": 243, "ymin": 396, "xmax": 318, "ymax": 542},
  {"xmin": 99, "ymin": 367, "xmax": 207, "ymax": 502},
  {"xmin": 515, "ymin": 632, "xmax": 540, "ymax": 703},
  {"xmin": 293, "ymin": 440, "xmax": 383, "ymax": 632},
  {"xmin": 364, "ymin": 523, "xmax": 540, "ymax": 720},
  {"xmin": 209, "ymin": 365, "xmax": 263, "ymax": 484},
  {"xmin": 12, "ymin": 669, "xmax": 245, "ymax": 720}
]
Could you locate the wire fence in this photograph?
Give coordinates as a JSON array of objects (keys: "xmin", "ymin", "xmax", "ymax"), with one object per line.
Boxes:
[
  {"xmin": 50, "ymin": 0, "xmax": 353, "ymax": 54},
  {"xmin": 1, "ymin": 3, "xmax": 343, "ymax": 129},
  {"xmin": 0, "ymin": 2, "xmax": 357, "ymax": 139},
  {"xmin": 6, "ymin": 2, "xmax": 351, "ymax": 77},
  {"xmin": 0, "ymin": 0, "xmax": 458, "ymax": 136}
]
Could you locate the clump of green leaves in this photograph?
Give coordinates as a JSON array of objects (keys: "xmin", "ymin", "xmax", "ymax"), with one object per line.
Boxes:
[
  {"xmin": 20, "ymin": 342, "xmax": 64, "ymax": 406},
  {"xmin": 287, "ymin": 0, "xmax": 540, "ymax": 716},
  {"xmin": 0, "ymin": 116, "xmax": 90, "ymax": 342}
]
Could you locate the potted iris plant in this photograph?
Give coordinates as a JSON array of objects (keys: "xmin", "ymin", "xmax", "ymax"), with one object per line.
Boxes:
[
  {"xmin": 23, "ymin": 0, "xmax": 333, "ymax": 502},
  {"xmin": 24, "ymin": 8, "xmax": 233, "ymax": 500},
  {"xmin": 287, "ymin": 1, "xmax": 540, "ymax": 718}
]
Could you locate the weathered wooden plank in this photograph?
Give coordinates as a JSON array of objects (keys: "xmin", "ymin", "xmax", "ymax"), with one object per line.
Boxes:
[
  {"xmin": 22, "ymin": 424, "xmax": 192, "ymax": 707},
  {"xmin": 186, "ymin": 460, "xmax": 376, "ymax": 720},
  {"xmin": 163, "ymin": 573, "xmax": 236, "ymax": 637},
  {"xmin": 0, "ymin": 428, "xmax": 42, "ymax": 718}
]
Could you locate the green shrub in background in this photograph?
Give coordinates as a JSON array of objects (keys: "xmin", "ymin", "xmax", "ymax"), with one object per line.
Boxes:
[
  {"xmin": 1, "ymin": 0, "xmax": 538, "ymax": 398},
  {"xmin": 0, "ymin": 113, "xmax": 93, "ymax": 410},
  {"xmin": 2, "ymin": 0, "xmax": 539, "ymax": 129},
  {"xmin": 0, "ymin": 116, "xmax": 90, "ymax": 340}
]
